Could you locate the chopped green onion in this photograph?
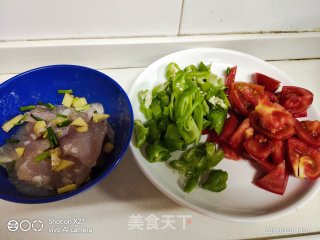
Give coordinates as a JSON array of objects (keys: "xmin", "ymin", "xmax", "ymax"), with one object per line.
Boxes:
[
  {"xmin": 6, "ymin": 161, "xmax": 16, "ymax": 173},
  {"xmin": 19, "ymin": 105, "xmax": 36, "ymax": 111},
  {"xmin": 57, "ymin": 119, "xmax": 71, "ymax": 127},
  {"xmin": 47, "ymin": 126, "xmax": 59, "ymax": 148},
  {"xmin": 34, "ymin": 151, "xmax": 50, "ymax": 162},
  {"xmin": 58, "ymin": 90, "xmax": 73, "ymax": 94},
  {"xmin": 38, "ymin": 101, "xmax": 56, "ymax": 110},
  {"xmin": 47, "ymin": 103, "xmax": 56, "ymax": 110},
  {"xmin": 75, "ymin": 104, "xmax": 91, "ymax": 112},
  {"xmin": 56, "ymin": 113, "xmax": 68, "ymax": 118},
  {"xmin": 5, "ymin": 138, "xmax": 20, "ymax": 143},
  {"xmin": 30, "ymin": 114, "xmax": 44, "ymax": 121}
]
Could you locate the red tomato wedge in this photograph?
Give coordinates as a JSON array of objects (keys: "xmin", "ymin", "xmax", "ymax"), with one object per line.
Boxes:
[
  {"xmin": 256, "ymin": 162, "xmax": 288, "ymax": 195},
  {"xmin": 228, "ymin": 118, "xmax": 253, "ymax": 150},
  {"xmin": 252, "ymin": 73, "xmax": 281, "ymax": 92},
  {"xmin": 207, "ymin": 131, "xmax": 224, "ymax": 145},
  {"xmin": 287, "ymin": 137, "xmax": 320, "ymax": 180},
  {"xmin": 295, "ymin": 120, "xmax": 320, "ymax": 148},
  {"xmin": 249, "ymin": 98, "xmax": 295, "ymax": 140},
  {"xmin": 202, "ymin": 129, "xmax": 210, "ymax": 135},
  {"xmin": 279, "ymin": 86, "xmax": 313, "ymax": 115},
  {"xmin": 221, "ymin": 144, "xmax": 240, "ymax": 160},
  {"xmin": 265, "ymin": 91, "xmax": 279, "ymax": 104},
  {"xmin": 271, "ymin": 140, "xmax": 285, "ymax": 165},
  {"xmin": 225, "ymin": 66, "xmax": 237, "ymax": 94},
  {"xmin": 220, "ymin": 114, "xmax": 240, "ymax": 142},
  {"xmin": 293, "ymin": 110, "xmax": 307, "ymax": 118},
  {"xmin": 243, "ymin": 134, "xmax": 273, "ymax": 161},
  {"xmin": 229, "ymin": 82, "xmax": 265, "ymax": 116},
  {"xmin": 256, "ymin": 158, "xmax": 277, "ymax": 173}
]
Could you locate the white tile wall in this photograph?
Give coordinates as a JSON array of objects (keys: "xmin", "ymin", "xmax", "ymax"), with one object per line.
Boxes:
[
  {"xmin": 180, "ymin": 0, "xmax": 320, "ymax": 35},
  {"xmin": 0, "ymin": 0, "xmax": 319, "ymax": 41},
  {"xmin": 0, "ymin": 0, "xmax": 182, "ymax": 41}
]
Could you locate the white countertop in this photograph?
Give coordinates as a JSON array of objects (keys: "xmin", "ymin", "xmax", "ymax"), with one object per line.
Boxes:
[{"xmin": 0, "ymin": 59, "xmax": 319, "ymax": 240}]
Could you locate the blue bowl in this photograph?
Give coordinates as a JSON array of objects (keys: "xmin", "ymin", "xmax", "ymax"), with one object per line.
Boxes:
[{"xmin": 0, "ymin": 65, "xmax": 133, "ymax": 203}]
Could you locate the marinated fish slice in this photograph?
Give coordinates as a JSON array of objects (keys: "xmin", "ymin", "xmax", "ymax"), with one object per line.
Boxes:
[
  {"xmin": 56, "ymin": 156, "xmax": 91, "ymax": 188},
  {"xmin": 105, "ymin": 122, "xmax": 115, "ymax": 144},
  {"xmin": 59, "ymin": 120, "xmax": 108, "ymax": 168},
  {"xmin": 54, "ymin": 126, "xmax": 71, "ymax": 139},
  {"xmin": 15, "ymin": 139, "xmax": 52, "ymax": 186},
  {"xmin": 0, "ymin": 123, "xmax": 36, "ymax": 164},
  {"xmin": 55, "ymin": 103, "xmax": 104, "ymax": 123},
  {"xmin": 0, "ymin": 144, "xmax": 18, "ymax": 164},
  {"xmin": 29, "ymin": 106, "xmax": 57, "ymax": 122},
  {"xmin": 9, "ymin": 175, "xmax": 56, "ymax": 197}
]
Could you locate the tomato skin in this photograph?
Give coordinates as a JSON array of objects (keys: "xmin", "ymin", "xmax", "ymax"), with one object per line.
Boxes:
[
  {"xmin": 271, "ymin": 140, "xmax": 285, "ymax": 165},
  {"xmin": 229, "ymin": 82, "xmax": 265, "ymax": 116},
  {"xmin": 256, "ymin": 162, "xmax": 288, "ymax": 195},
  {"xmin": 295, "ymin": 120, "xmax": 320, "ymax": 148},
  {"xmin": 293, "ymin": 110, "xmax": 307, "ymax": 118},
  {"xmin": 202, "ymin": 129, "xmax": 210, "ymax": 135},
  {"xmin": 228, "ymin": 83, "xmax": 249, "ymax": 116},
  {"xmin": 243, "ymin": 134, "xmax": 273, "ymax": 161},
  {"xmin": 225, "ymin": 66, "xmax": 237, "ymax": 94},
  {"xmin": 228, "ymin": 118, "xmax": 253, "ymax": 150},
  {"xmin": 279, "ymin": 86, "xmax": 313, "ymax": 115},
  {"xmin": 220, "ymin": 114, "xmax": 240, "ymax": 142},
  {"xmin": 287, "ymin": 137, "xmax": 304, "ymax": 177},
  {"xmin": 221, "ymin": 144, "xmax": 241, "ymax": 160},
  {"xmin": 287, "ymin": 137, "xmax": 320, "ymax": 180},
  {"xmin": 252, "ymin": 73, "xmax": 281, "ymax": 92},
  {"xmin": 249, "ymin": 98, "xmax": 295, "ymax": 140},
  {"xmin": 256, "ymin": 158, "xmax": 277, "ymax": 173},
  {"xmin": 265, "ymin": 91, "xmax": 279, "ymax": 103}
]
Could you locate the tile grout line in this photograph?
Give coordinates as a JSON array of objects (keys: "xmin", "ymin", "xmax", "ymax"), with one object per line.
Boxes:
[
  {"xmin": 177, "ymin": 0, "xmax": 185, "ymax": 36},
  {"xmin": 1, "ymin": 30, "xmax": 319, "ymax": 44}
]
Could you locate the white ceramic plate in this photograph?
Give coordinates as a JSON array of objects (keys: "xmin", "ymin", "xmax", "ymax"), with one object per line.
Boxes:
[{"xmin": 129, "ymin": 48, "xmax": 320, "ymax": 221}]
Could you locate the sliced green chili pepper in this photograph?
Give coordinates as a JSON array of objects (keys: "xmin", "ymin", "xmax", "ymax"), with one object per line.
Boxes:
[
  {"xmin": 144, "ymin": 119, "xmax": 161, "ymax": 144},
  {"xmin": 202, "ymin": 169, "xmax": 228, "ymax": 192},
  {"xmin": 146, "ymin": 142, "xmax": 171, "ymax": 163},
  {"xmin": 184, "ymin": 174, "xmax": 200, "ymax": 193},
  {"xmin": 134, "ymin": 120, "xmax": 149, "ymax": 147},
  {"xmin": 138, "ymin": 90, "xmax": 152, "ymax": 120}
]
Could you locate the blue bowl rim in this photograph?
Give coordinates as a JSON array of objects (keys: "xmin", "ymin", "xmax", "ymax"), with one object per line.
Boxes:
[{"xmin": 0, "ymin": 64, "xmax": 134, "ymax": 204}]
